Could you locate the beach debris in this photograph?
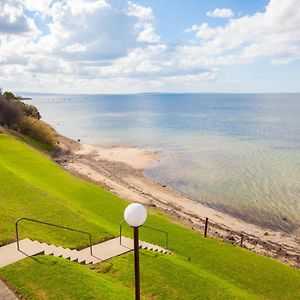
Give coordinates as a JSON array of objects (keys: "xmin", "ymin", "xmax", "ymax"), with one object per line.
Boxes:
[{"xmin": 224, "ymin": 235, "xmax": 237, "ymax": 244}]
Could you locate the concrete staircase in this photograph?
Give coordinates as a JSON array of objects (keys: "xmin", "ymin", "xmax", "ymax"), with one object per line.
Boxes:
[
  {"xmin": 0, "ymin": 237, "xmax": 171, "ymax": 268},
  {"xmin": 138, "ymin": 240, "xmax": 172, "ymax": 254},
  {"xmin": 42, "ymin": 242, "xmax": 100, "ymax": 265}
]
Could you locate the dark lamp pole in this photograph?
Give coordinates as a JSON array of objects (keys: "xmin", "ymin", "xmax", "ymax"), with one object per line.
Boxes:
[
  {"xmin": 133, "ymin": 227, "xmax": 140, "ymax": 300},
  {"xmin": 124, "ymin": 203, "xmax": 147, "ymax": 300}
]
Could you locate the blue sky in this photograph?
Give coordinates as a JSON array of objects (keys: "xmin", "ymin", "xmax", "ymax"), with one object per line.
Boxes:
[
  {"xmin": 137, "ymin": 0, "xmax": 268, "ymax": 42},
  {"xmin": 0, "ymin": 0, "xmax": 299, "ymax": 93}
]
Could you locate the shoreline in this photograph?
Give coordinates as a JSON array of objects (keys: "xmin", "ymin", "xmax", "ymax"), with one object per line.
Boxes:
[{"xmin": 54, "ymin": 134, "xmax": 300, "ymax": 268}]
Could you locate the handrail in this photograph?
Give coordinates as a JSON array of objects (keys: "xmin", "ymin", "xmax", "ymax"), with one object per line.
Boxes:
[
  {"xmin": 119, "ymin": 220, "xmax": 169, "ymax": 249},
  {"xmin": 142, "ymin": 225, "xmax": 169, "ymax": 249},
  {"xmin": 119, "ymin": 220, "xmax": 125, "ymax": 245},
  {"xmin": 15, "ymin": 217, "xmax": 93, "ymax": 256}
]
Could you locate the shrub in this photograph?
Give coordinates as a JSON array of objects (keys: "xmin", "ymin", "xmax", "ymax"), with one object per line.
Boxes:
[
  {"xmin": 20, "ymin": 103, "xmax": 41, "ymax": 119},
  {"xmin": 2, "ymin": 91, "xmax": 41, "ymax": 120},
  {"xmin": 0, "ymin": 95, "xmax": 23, "ymax": 128},
  {"xmin": 19, "ymin": 117, "xmax": 56, "ymax": 146},
  {"xmin": 3, "ymin": 91, "xmax": 16, "ymax": 100},
  {"xmin": 1, "ymin": 91, "xmax": 52, "ymax": 146}
]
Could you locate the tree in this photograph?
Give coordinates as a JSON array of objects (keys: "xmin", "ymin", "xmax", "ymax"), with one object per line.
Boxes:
[
  {"xmin": 0, "ymin": 95, "xmax": 23, "ymax": 127},
  {"xmin": 3, "ymin": 91, "xmax": 16, "ymax": 100},
  {"xmin": 20, "ymin": 103, "xmax": 41, "ymax": 120},
  {"xmin": 2, "ymin": 90, "xmax": 41, "ymax": 120}
]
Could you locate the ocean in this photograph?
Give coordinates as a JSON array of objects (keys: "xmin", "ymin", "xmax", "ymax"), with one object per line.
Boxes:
[{"xmin": 25, "ymin": 93, "xmax": 300, "ymax": 233}]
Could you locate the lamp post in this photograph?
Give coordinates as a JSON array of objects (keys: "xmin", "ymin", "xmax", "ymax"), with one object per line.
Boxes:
[{"xmin": 124, "ymin": 203, "xmax": 147, "ymax": 300}]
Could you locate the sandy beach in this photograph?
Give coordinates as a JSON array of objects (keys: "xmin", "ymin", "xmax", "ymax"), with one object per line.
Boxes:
[{"xmin": 54, "ymin": 135, "xmax": 300, "ymax": 268}]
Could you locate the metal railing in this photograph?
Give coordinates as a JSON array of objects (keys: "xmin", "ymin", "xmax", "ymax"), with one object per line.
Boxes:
[
  {"xmin": 119, "ymin": 220, "xmax": 169, "ymax": 249},
  {"xmin": 143, "ymin": 225, "xmax": 169, "ymax": 248},
  {"xmin": 15, "ymin": 217, "xmax": 93, "ymax": 256}
]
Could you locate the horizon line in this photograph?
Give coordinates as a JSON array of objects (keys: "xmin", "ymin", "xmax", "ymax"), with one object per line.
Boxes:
[{"xmin": 16, "ymin": 91, "xmax": 300, "ymax": 96}]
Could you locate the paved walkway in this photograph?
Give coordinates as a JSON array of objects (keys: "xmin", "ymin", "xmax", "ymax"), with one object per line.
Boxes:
[
  {"xmin": 0, "ymin": 239, "xmax": 44, "ymax": 268},
  {"xmin": 0, "ymin": 280, "xmax": 18, "ymax": 300}
]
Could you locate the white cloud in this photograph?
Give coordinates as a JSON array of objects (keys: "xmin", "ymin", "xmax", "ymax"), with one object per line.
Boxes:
[
  {"xmin": 34, "ymin": 0, "xmax": 140, "ymax": 61},
  {"xmin": 0, "ymin": 0, "xmax": 300, "ymax": 93},
  {"xmin": 0, "ymin": 0, "xmax": 165, "ymax": 92},
  {"xmin": 65, "ymin": 0, "xmax": 110, "ymax": 16},
  {"xmin": 206, "ymin": 8, "xmax": 234, "ymax": 18},
  {"xmin": 136, "ymin": 23, "xmax": 160, "ymax": 43},
  {"xmin": 0, "ymin": 1, "xmax": 39, "ymax": 34},
  {"xmin": 128, "ymin": 2, "xmax": 154, "ymax": 21},
  {"xmin": 128, "ymin": 2, "xmax": 160, "ymax": 43},
  {"xmin": 21, "ymin": 0, "xmax": 54, "ymax": 17},
  {"xmin": 64, "ymin": 43, "xmax": 87, "ymax": 53},
  {"xmin": 184, "ymin": 0, "xmax": 300, "ymax": 67}
]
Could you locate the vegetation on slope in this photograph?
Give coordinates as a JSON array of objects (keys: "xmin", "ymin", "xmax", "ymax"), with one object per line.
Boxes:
[
  {"xmin": 0, "ymin": 91, "xmax": 55, "ymax": 146},
  {"xmin": 0, "ymin": 133, "xmax": 300, "ymax": 299}
]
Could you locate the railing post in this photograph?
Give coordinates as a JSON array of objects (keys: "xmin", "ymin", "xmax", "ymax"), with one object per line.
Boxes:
[
  {"xmin": 204, "ymin": 218, "xmax": 209, "ymax": 237},
  {"xmin": 240, "ymin": 234, "xmax": 244, "ymax": 247},
  {"xmin": 15, "ymin": 219, "xmax": 20, "ymax": 251},
  {"xmin": 120, "ymin": 220, "xmax": 124, "ymax": 245},
  {"xmin": 89, "ymin": 234, "xmax": 93, "ymax": 256},
  {"xmin": 166, "ymin": 232, "xmax": 169, "ymax": 249}
]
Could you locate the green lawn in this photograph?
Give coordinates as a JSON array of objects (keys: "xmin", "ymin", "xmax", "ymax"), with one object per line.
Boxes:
[
  {"xmin": 0, "ymin": 133, "xmax": 300, "ymax": 299},
  {"xmin": 0, "ymin": 256, "xmax": 133, "ymax": 300}
]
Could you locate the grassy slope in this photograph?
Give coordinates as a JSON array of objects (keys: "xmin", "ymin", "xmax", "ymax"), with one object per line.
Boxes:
[
  {"xmin": 0, "ymin": 133, "xmax": 126, "ymax": 246},
  {"xmin": 1, "ymin": 256, "xmax": 133, "ymax": 300},
  {"xmin": 0, "ymin": 133, "xmax": 300, "ymax": 299}
]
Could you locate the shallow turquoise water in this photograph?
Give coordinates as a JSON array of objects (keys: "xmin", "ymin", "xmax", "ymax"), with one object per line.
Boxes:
[{"xmin": 26, "ymin": 93, "xmax": 300, "ymax": 232}]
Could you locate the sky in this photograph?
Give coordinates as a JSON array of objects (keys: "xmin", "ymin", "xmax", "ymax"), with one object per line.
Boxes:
[{"xmin": 0, "ymin": 0, "xmax": 300, "ymax": 94}]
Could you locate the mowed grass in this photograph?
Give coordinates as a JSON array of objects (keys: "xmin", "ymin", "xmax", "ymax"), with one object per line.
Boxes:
[
  {"xmin": 95, "ymin": 251, "xmax": 260, "ymax": 299},
  {"xmin": 0, "ymin": 253, "xmax": 257, "ymax": 300},
  {"xmin": 0, "ymin": 256, "xmax": 133, "ymax": 300},
  {"xmin": 0, "ymin": 133, "xmax": 128, "ymax": 247},
  {"xmin": 0, "ymin": 133, "xmax": 300, "ymax": 299}
]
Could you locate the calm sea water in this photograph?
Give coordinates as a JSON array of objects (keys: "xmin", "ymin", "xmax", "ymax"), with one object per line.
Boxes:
[{"xmin": 25, "ymin": 93, "xmax": 300, "ymax": 233}]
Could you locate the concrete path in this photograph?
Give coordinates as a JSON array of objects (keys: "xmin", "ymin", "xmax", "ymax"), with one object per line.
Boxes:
[
  {"xmin": 0, "ymin": 239, "xmax": 44, "ymax": 268},
  {"xmin": 0, "ymin": 280, "xmax": 18, "ymax": 300},
  {"xmin": 80, "ymin": 236, "xmax": 171, "ymax": 261},
  {"xmin": 0, "ymin": 237, "xmax": 171, "ymax": 268}
]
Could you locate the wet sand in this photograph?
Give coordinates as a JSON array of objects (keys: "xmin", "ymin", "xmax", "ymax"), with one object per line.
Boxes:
[{"xmin": 53, "ymin": 135, "xmax": 300, "ymax": 268}]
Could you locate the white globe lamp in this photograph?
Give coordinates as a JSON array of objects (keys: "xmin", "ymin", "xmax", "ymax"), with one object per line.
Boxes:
[{"xmin": 124, "ymin": 203, "xmax": 147, "ymax": 227}]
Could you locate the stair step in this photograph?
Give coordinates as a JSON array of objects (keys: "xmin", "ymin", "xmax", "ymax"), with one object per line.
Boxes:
[{"xmin": 0, "ymin": 237, "xmax": 171, "ymax": 268}]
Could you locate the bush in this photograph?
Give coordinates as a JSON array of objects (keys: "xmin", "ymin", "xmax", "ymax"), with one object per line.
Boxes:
[
  {"xmin": 0, "ymin": 91, "xmax": 52, "ymax": 146},
  {"xmin": 20, "ymin": 103, "xmax": 41, "ymax": 119},
  {"xmin": 3, "ymin": 91, "xmax": 16, "ymax": 100},
  {"xmin": 0, "ymin": 95, "xmax": 23, "ymax": 128},
  {"xmin": 19, "ymin": 117, "xmax": 56, "ymax": 146},
  {"xmin": 2, "ymin": 91, "xmax": 41, "ymax": 120}
]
